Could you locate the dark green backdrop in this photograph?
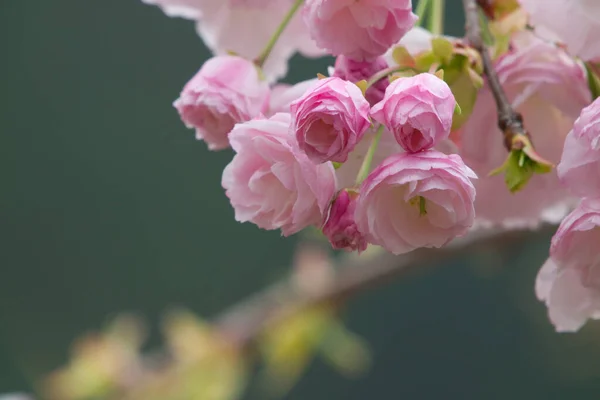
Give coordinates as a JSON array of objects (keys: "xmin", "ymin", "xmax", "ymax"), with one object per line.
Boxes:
[{"xmin": 2, "ymin": 1, "xmax": 600, "ymax": 399}]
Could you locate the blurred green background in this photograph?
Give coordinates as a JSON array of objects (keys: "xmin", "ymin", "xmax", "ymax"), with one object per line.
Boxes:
[{"xmin": 2, "ymin": 0, "xmax": 600, "ymax": 398}]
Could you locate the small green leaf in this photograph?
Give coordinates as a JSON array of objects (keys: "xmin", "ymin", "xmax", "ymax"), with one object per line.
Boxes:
[
  {"xmin": 332, "ymin": 161, "xmax": 343, "ymax": 170},
  {"xmin": 354, "ymin": 80, "xmax": 368, "ymax": 96},
  {"xmin": 489, "ymin": 149, "xmax": 552, "ymax": 193},
  {"xmin": 391, "ymin": 45, "xmax": 415, "ymax": 67},
  {"xmin": 431, "ymin": 37, "xmax": 454, "ymax": 64},
  {"xmin": 414, "ymin": 51, "xmax": 438, "ymax": 71},
  {"xmin": 454, "ymin": 102, "xmax": 462, "ymax": 115}
]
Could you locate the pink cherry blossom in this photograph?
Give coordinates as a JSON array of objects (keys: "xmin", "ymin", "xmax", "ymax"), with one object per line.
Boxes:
[
  {"xmin": 519, "ymin": 0, "xmax": 600, "ymax": 62},
  {"xmin": 222, "ymin": 113, "xmax": 336, "ymax": 236},
  {"xmin": 536, "ymin": 198, "xmax": 600, "ymax": 332},
  {"xmin": 355, "ymin": 150, "xmax": 477, "ymax": 255},
  {"xmin": 173, "ymin": 55, "xmax": 270, "ymax": 150},
  {"xmin": 290, "ymin": 77, "xmax": 371, "ymax": 164},
  {"xmin": 303, "ymin": 0, "xmax": 417, "ymax": 62},
  {"xmin": 142, "ymin": 0, "xmax": 325, "ymax": 81},
  {"xmin": 557, "ymin": 97, "xmax": 600, "ymax": 198},
  {"xmin": 332, "ymin": 55, "xmax": 389, "ymax": 105},
  {"xmin": 322, "ymin": 189, "xmax": 367, "ymax": 252},
  {"xmin": 458, "ymin": 31, "xmax": 590, "ymax": 227},
  {"xmin": 371, "ymin": 73, "xmax": 456, "ymax": 153}
]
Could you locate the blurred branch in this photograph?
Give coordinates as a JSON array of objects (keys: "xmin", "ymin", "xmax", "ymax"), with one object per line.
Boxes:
[
  {"xmin": 215, "ymin": 225, "xmax": 555, "ymax": 348},
  {"xmin": 462, "ymin": 0, "xmax": 529, "ymax": 151}
]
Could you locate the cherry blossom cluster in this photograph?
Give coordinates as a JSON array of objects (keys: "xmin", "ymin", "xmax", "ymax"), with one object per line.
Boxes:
[{"xmin": 143, "ymin": 0, "xmax": 600, "ymax": 332}]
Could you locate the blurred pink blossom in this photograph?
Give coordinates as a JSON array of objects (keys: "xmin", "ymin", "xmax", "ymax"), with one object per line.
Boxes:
[
  {"xmin": 557, "ymin": 97, "xmax": 600, "ymax": 198},
  {"xmin": 519, "ymin": 0, "xmax": 600, "ymax": 62},
  {"xmin": 355, "ymin": 150, "xmax": 477, "ymax": 255},
  {"xmin": 322, "ymin": 189, "xmax": 367, "ymax": 252},
  {"xmin": 173, "ymin": 55, "xmax": 269, "ymax": 150},
  {"xmin": 371, "ymin": 73, "xmax": 456, "ymax": 153},
  {"xmin": 458, "ymin": 31, "xmax": 590, "ymax": 227},
  {"xmin": 222, "ymin": 113, "xmax": 336, "ymax": 236},
  {"xmin": 290, "ymin": 77, "xmax": 371, "ymax": 164},
  {"xmin": 142, "ymin": 0, "xmax": 324, "ymax": 81},
  {"xmin": 536, "ymin": 198, "xmax": 600, "ymax": 332},
  {"xmin": 303, "ymin": 0, "xmax": 417, "ymax": 61}
]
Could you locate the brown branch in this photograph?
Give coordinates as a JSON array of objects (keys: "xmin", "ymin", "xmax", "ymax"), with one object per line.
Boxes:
[
  {"xmin": 214, "ymin": 225, "xmax": 555, "ymax": 348},
  {"xmin": 463, "ymin": 0, "xmax": 529, "ymax": 151}
]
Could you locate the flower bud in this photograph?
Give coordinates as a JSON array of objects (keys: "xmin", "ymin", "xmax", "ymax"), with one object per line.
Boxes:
[
  {"xmin": 322, "ymin": 190, "xmax": 367, "ymax": 252},
  {"xmin": 332, "ymin": 55, "xmax": 389, "ymax": 105}
]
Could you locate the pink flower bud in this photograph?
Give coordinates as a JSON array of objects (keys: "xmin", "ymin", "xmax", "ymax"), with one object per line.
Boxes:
[
  {"xmin": 174, "ymin": 55, "xmax": 270, "ymax": 151},
  {"xmin": 557, "ymin": 97, "xmax": 600, "ymax": 198},
  {"xmin": 222, "ymin": 113, "xmax": 336, "ymax": 236},
  {"xmin": 303, "ymin": 0, "xmax": 417, "ymax": 62},
  {"xmin": 536, "ymin": 198, "xmax": 600, "ymax": 332},
  {"xmin": 355, "ymin": 150, "xmax": 477, "ymax": 255},
  {"xmin": 290, "ymin": 77, "xmax": 371, "ymax": 164},
  {"xmin": 332, "ymin": 55, "xmax": 389, "ymax": 105},
  {"xmin": 371, "ymin": 73, "xmax": 456, "ymax": 153},
  {"xmin": 322, "ymin": 190, "xmax": 367, "ymax": 252}
]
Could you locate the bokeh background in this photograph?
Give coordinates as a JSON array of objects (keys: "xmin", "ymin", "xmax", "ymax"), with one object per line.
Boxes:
[{"xmin": 3, "ymin": 0, "xmax": 600, "ymax": 398}]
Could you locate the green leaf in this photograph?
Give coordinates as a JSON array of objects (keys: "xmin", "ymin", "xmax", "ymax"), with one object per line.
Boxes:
[
  {"xmin": 391, "ymin": 45, "xmax": 415, "ymax": 67},
  {"xmin": 489, "ymin": 149, "xmax": 552, "ymax": 193},
  {"xmin": 431, "ymin": 37, "xmax": 454, "ymax": 64},
  {"xmin": 414, "ymin": 51, "xmax": 438, "ymax": 71}
]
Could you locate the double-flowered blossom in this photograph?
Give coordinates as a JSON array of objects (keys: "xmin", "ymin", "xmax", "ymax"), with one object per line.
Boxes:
[
  {"xmin": 222, "ymin": 113, "xmax": 336, "ymax": 236},
  {"xmin": 371, "ymin": 73, "xmax": 456, "ymax": 153},
  {"xmin": 174, "ymin": 55, "xmax": 270, "ymax": 150},
  {"xmin": 303, "ymin": 0, "xmax": 417, "ymax": 61},
  {"xmin": 331, "ymin": 55, "xmax": 389, "ymax": 105},
  {"xmin": 557, "ymin": 97, "xmax": 600, "ymax": 199},
  {"xmin": 290, "ymin": 77, "xmax": 371, "ymax": 164},
  {"xmin": 355, "ymin": 151, "xmax": 477, "ymax": 255},
  {"xmin": 458, "ymin": 31, "xmax": 590, "ymax": 227},
  {"xmin": 143, "ymin": 0, "xmax": 324, "ymax": 81},
  {"xmin": 519, "ymin": 0, "xmax": 600, "ymax": 62},
  {"xmin": 322, "ymin": 189, "xmax": 367, "ymax": 252},
  {"xmin": 536, "ymin": 198, "xmax": 600, "ymax": 332}
]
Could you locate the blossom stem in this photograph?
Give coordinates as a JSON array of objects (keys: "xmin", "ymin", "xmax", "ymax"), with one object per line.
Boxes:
[
  {"xmin": 255, "ymin": 0, "xmax": 304, "ymax": 68},
  {"xmin": 462, "ymin": 0, "xmax": 530, "ymax": 151},
  {"xmin": 366, "ymin": 66, "xmax": 413, "ymax": 90},
  {"xmin": 428, "ymin": 0, "xmax": 445, "ymax": 35},
  {"xmin": 355, "ymin": 125, "xmax": 384, "ymax": 186},
  {"xmin": 414, "ymin": 0, "xmax": 430, "ymax": 27}
]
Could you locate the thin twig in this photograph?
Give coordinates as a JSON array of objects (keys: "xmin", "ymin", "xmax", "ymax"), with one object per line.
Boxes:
[
  {"xmin": 462, "ymin": 0, "xmax": 529, "ymax": 151},
  {"xmin": 214, "ymin": 225, "xmax": 554, "ymax": 347}
]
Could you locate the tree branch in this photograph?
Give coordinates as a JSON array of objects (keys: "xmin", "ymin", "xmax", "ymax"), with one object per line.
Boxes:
[
  {"xmin": 462, "ymin": 0, "xmax": 529, "ymax": 151},
  {"xmin": 214, "ymin": 225, "xmax": 555, "ymax": 348}
]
